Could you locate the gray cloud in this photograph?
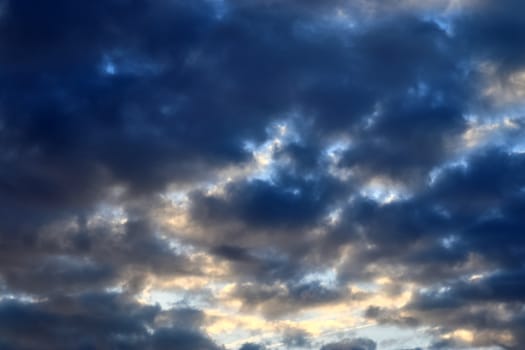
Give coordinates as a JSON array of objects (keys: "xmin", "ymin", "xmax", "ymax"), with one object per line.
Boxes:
[
  {"xmin": 320, "ymin": 338, "xmax": 377, "ymax": 350},
  {"xmin": 0, "ymin": 0, "xmax": 525, "ymax": 348}
]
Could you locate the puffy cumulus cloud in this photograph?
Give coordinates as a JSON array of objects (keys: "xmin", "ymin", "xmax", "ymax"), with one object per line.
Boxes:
[{"xmin": 1, "ymin": 0, "xmax": 525, "ymax": 349}]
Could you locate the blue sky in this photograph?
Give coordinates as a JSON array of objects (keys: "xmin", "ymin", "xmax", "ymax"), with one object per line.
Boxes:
[{"xmin": 0, "ymin": 1, "xmax": 525, "ymax": 349}]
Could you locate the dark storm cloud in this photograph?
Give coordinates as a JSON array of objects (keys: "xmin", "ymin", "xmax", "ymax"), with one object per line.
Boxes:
[
  {"xmin": 191, "ymin": 172, "xmax": 345, "ymax": 230},
  {"xmin": 1, "ymin": 255, "xmax": 116, "ymax": 295},
  {"xmin": 1, "ymin": 0, "xmax": 525, "ymax": 348},
  {"xmin": 408, "ymin": 268, "xmax": 525, "ymax": 311},
  {"xmin": 210, "ymin": 244, "xmax": 308, "ymax": 283},
  {"xmin": 185, "ymin": 13, "xmax": 476, "ymax": 269},
  {"xmin": 0, "ymin": 0, "xmax": 467, "ymax": 207},
  {"xmin": 0, "ymin": 0, "xmax": 471, "ymax": 216},
  {"xmin": 329, "ymin": 147, "xmax": 525, "ymax": 280},
  {"xmin": 0, "ymin": 212, "xmax": 198, "ymax": 296},
  {"xmin": 274, "ymin": 136, "xmax": 326, "ymax": 174},
  {"xmin": 0, "ymin": 293, "xmax": 220, "ymax": 350},
  {"xmin": 358, "ymin": 148, "xmax": 525, "ymax": 347},
  {"xmin": 423, "ymin": 149, "xmax": 525, "ymax": 268},
  {"xmin": 428, "ymin": 148, "xmax": 525, "ymax": 204},
  {"xmin": 455, "ymin": 0, "xmax": 525, "ymax": 72},
  {"xmin": 152, "ymin": 328, "xmax": 221, "ymax": 350},
  {"xmin": 339, "ymin": 98, "xmax": 465, "ymax": 184},
  {"xmin": 334, "ymin": 15, "xmax": 471, "ymax": 185},
  {"xmin": 0, "ymin": 0, "xmax": 258, "ymax": 205},
  {"xmin": 189, "ymin": 171, "xmax": 349, "ymax": 284}
]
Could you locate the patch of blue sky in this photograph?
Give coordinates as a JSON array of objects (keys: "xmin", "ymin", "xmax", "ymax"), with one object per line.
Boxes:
[
  {"xmin": 428, "ymin": 157, "xmax": 468, "ymax": 185},
  {"xmin": 90, "ymin": 202, "xmax": 127, "ymax": 228},
  {"xmin": 354, "ymin": 280, "xmax": 380, "ymax": 294},
  {"xmin": 165, "ymin": 237, "xmax": 195, "ymax": 255},
  {"xmin": 103, "ymin": 60, "xmax": 116, "ymax": 75},
  {"xmin": 324, "ymin": 139, "xmax": 352, "ymax": 159},
  {"xmin": 242, "ymin": 120, "xmax": 297, "ymax": 182},
  {"xmin": 512, "ymin": 143, "xmax": 525, "ymax": 154},
  {"xmin": 162, "ymin": 190, "xmax": 189, "ymax": 205},
  {"xmin": 147, "ymin": 289, "xmax": 186, "ymax": 310},
  {"xmin": 441, "ymin": 234, "xmax": 459, "ymax": 250},
  {"xmin": 463, "ymin": 114, "xmax": 524, "ymax": 152},
  {"xmin": 326, "ymin": 207, "xmax": 343, "ymax": 226},
  {"xmin": 359, "ymin": 181, "xmax": 409, "ymax": 205},
  {"xmin": 0, "ymin": 293, "xmax": 38, "ymax": 303},
  {"xmin": 425, "ymin": 13, "xmax": 455, "ymax": 36},
  {"xmin": 300, "ymin": 269, "xmax": 337, "ymax": 288},
  {"xmin": 105, "ymin": 285, "xmax": 124, "ymax": 294},
  {"xmin": 324, "ymin": 139, "xmax": 353, "ymax": 181},
  {"xmin": 356, "ymin": 325, "xmax": 431, "ymax": 350},
  {"xmin": 148, "ymin": 288, "xmax": 212, "ymax": 311}
]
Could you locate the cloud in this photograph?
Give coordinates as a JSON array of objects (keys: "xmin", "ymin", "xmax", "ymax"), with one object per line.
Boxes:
[
  {"xmin": 0, "ymin": 293, "xmax": 221, "ymax": 350},
  {"xmin": 282, "ymin": 328, "xmax": 312, "ymax": 348},
  {"xmin": 239, "ymin": 344, "xmax": 266, "ymax": 350},
  {"xmin": 190, "ymin": 172, "xmax": 344, "ymax": 231},
  {"xmin": 0, "ymin": 0, "xmax": 525, "ymax": 349},
  {"xmin": 320, "ymin": 337, "xmax": 377, "ymax": 350},
  {"xmin": 229, "ymin": 281, "xmax": 349, "ymax": 318}
]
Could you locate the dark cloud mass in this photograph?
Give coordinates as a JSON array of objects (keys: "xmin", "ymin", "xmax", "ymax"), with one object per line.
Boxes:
[
  {"xmin": 0, "ymin": 293, "xmax": 222, "ymax": 350},
  {"xmin": 1, "ymin": 0, "xmax": 525, "ymax": 349},
  {"xmin": 321, "ymin": 338, "xmax": 377, "ymax": 350}
]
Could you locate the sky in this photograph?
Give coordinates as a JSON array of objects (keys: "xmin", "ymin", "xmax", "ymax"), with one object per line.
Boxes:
[{"xmin": 0, "ymin": 0, "xmax": 525, "ymax": 349}]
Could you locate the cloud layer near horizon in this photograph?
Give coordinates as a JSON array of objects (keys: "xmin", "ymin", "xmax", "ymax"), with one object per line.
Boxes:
[{"xmin": 1, "ymin": 0, "xmax": 525, "ymax": 349}]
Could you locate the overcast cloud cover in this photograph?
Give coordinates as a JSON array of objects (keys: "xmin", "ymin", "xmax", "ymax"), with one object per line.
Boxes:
[{"xmin": 1, "ymin": 0, "xmax": 525, "ymax": 349}]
